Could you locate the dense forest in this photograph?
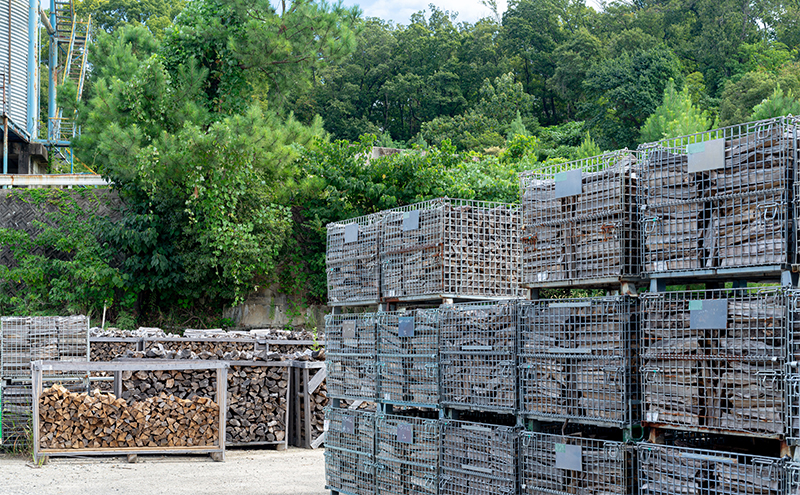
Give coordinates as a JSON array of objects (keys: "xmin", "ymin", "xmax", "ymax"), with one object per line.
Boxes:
[{"xmin": 1, "ymin": 0, "xmax": 798, "ymax": 327}]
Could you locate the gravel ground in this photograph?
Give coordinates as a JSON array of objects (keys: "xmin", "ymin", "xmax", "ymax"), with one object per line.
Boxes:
[{"xmin": 0, "ymin": 447, "xmax": 327, "ymax": 495}]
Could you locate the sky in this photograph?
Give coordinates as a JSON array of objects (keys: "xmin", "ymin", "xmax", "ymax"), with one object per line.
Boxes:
[{"xmin": 339, "ymin": 0, "xmax": 605, "ymax": 24}]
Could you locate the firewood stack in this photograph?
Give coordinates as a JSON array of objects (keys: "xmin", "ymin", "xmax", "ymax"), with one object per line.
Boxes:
[
  {"xmin": 326, "ymin": 213, "xmax": 382, "ymax": 305},
  {"xmin": 326, "ymin": 313, "xmax": 376, "ymax": 402},
  {"xmin": 39, "ymin": 384, "xmax": 219, "ymax": 449},
  {"xmin": 375, "ymin": 414, "xmax": 439, "ymax": 495},
  {"xmin": 439, "ymin": 420, "xmax": 517, "ymax": 495},
  {"xmin": 143, "ymin": 339, "xmax": 257, "ymax": 356},
  {"xmin": 226, "ymin": 365, "xmax": 289, "ymax": 445}
]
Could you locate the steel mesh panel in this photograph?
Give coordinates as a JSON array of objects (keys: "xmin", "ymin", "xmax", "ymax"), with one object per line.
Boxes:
[
  {"xmin": 1, "ymin": 316, "xmax": 89, "ymax": 379},
  {"xmin": 375, "ymin": 414, "xmax": 439, "ymax": 495},
  {"xmin": 520, "ymin": 151, "xmax": 639, "ymax": 285},
  {"xmin": 328, "ymin": 356, "xmax": 377, "ymax": 401},
  {"xmin": 380, "ymin": 198, "xmax": 522, "ymax": 300},
  {"xmin": 327, "ymin": 313, "xmax": 377, "ymax": 401},
  {"xmin": 789, "ymin": 463, "xmax": 800, "ymax": 495},
  {"xmin": 327, "ymin": 213, "xmax": 383, "ymax": 305},
  {"xmin": 637, "ymin": 443, "xmax": 784, "ymax": 495},
  {"xmin": 439, "ymin": 420, "xmax": 518, "ymax": 495},
  {"xmin": 440, "ymin": 302, "xmax": 517, "ymax": 413},
  {"xmin": 640, "ymin": 117, "xmax": 795, "ymax": 275},
  {"xmin": 378, "ymin": 309, "xmax": 438, "ymax": 408},
  {"xmin": 325, "ymin": 448, "xmax": 376, "ymax": 495},
  {"xmin": 520, "ymin": 431, "xmax": 633, "ymax": 495},
  {"xmin": 641, "ymin": 288, "xmax": 786, "ymax": 437},
  {"xmin": 325, "ymin": 407, "xmax": 375, "ymax": 453}
]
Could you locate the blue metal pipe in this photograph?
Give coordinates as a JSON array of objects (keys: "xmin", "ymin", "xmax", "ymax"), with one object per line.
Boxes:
[
  {"xmin": 48, "ymin": 0, "xmax": 56, "ymax": 142},
  {"xmin": 27, "ymin": 0, "xmax": 38, "ymax": 139}
]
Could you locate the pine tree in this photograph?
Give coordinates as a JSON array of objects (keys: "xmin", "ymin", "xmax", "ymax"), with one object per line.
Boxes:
[
  {"xmin": 640, "ymin": 79, "xmax": 711, "ymax": 145},
  {"xmin": 750, "ymin": 83, "xmax": 800, "ymax": 121},
  {"xmin": 574, "ymin": 132, "xmax": 602, "ymax": 159}
]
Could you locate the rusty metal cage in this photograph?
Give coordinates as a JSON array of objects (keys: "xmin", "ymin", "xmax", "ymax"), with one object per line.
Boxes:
[
  {"xmin": 377, "ymin": 309, "xmax": 439, "ymax": 409},
  {"xmin": 518, "ymin": 296, "xmax": 639, "ymax": 428},
  {"xmin": 380, "ymin": 198, "xmax": 522, "ymax": 302},
  {"xmin": 326, "ymin": 313, "xmax": 377, "ymax": 402},
  {"xmin": 439, "ymin": 419, "xmax": 518, "ymax": 495},
  {"xmin": 637, "ymin": 442, "xmax": 785, "ymax": 495},
  {"xmin": 520, "ymin": 430, "xmax": 634, "ymax": 495},
  {"xmin": 439, "ymin": 301, "xmax": 517, "ymax": 413},
  {"xmin": 641, "ymin": 287, "xmax": 787, "ymax": 438},
  {"xmin": 327, "ymin": 212, "xmax": 384, "ymax": 306},
  {"xmin": 375, "ymin": 413, "xmax": 439, "ymax": 495},
  {"xmin": 639, "ymin": 117, "xmax": 797, "ymax": 278},
  {"xmin": 519, "ymin": 150, "xmax": 640, "ymax": 287}
]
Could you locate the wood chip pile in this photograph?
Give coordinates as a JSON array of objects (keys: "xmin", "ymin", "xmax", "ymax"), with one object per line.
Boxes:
[{"xmin": 39, "ymin": 384, "xmax": 219, "ymax": 449}]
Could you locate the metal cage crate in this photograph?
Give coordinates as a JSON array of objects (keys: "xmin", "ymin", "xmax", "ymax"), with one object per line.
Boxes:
[
  {"xmin": 377, "ymin": 309, "xmax": 439, "ymax": 408},
  {"xmin": 1, "ymin": 316, "xmax": 89, "ymax": 379},
  {"xmin": 439, "ymin": 301, "xmax": 517, "ymax": 413},
  {"xmin": 380, "ymin": 198, "xmax": 522, "ymax": 302},
  {"xmin": 789, "ymin": 463, "xmax": 800, "ymax": 495},
  {"xmin": 327, "ymin": 313, "xmax": 377, "ymax": 402},
  {"xmin": 520, "ymin": 431, "xmax": 634, "ymax": 495},
  {"xmin": 327, "ymin": 212, "xmax": 384, "ymax": 306},
  {"xmin": 375, "ymin": 413, "xmax": 439, "ymax": 495},
  {"xmin": 325, "ymin": 448, "xmax": 376, "ymax": 495},
  {"xmin": 325, "ymin": 406, "xmax": 375, "ymax": 454},
  {"xmin": 641, "ymin": 287, "xmax": 787, "ymax": 438},
  {"xmin": 637, "ymin": 442, "xmax": 785, "ymax": 495},
  {"xmin": 639, "ymin": 117, "xmax": 797, "ymax": 278},
  {"xmin": 518, "ymin": 296, "xmax": 639, "ymax": 427},
  {"xmin": 439, "ymin": 419, "xmax": 518, "ymax": 495},
  {"xmin": 520, "ymin": 150, "xmax": 640, "ymax": 287}
]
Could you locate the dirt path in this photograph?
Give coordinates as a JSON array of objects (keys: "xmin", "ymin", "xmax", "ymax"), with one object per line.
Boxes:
[{"xmin": 0, "ymin": 448, "xmax": 327, "ymax": 495}]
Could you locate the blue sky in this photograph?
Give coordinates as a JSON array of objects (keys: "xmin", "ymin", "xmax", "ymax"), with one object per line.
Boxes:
[{"xmin": 339, "ymin": 0, "xmax": 604, "ymax": 25}]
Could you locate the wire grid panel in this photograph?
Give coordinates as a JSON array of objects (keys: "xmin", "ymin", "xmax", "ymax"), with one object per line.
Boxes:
[
  {"xmin": 380, "ymin": 198, "xmax": 522, "ymax": 300},
  {"xmin": 377, "ymin": 309, "xmax": 439, "ymax": 408},
  {"xmin": 520, "ymin": 151, "xmax": 640, "ymax": 285},
  {"xmin": 325, "ymin": 448, "xmax": 376, "ymax": 495},
  {"xmin": 439, "ymin": 420, "xmax": 518, "ymax": 495},
  {"xmin": 789, "ymin": 463, "xmax": 800, "ymax": 495},
  {"xmin": 327, "ymin": 313, "xmax": 378, "ymax": 401},
  {"xmin": 375, "ymin": 414, "xmax": 439, "ymax": 495},
  {"xmin": 637, "ymin": 443, "xmax": 785, "ymax": 495},
  {"xmin": 439, "ymin": 301, "xmax": 517, "ymax": 412},
  {"xmin": 519, "ymin": 431, "xmax": 633, "ymax": 495},
  {"xmin": 325, "ymin": 406, "xmax": 375, "ymax": 454},
  {"xmin": 1, "ymin": 316, "xmax": 89, "ymax": 379},
  {"xmin": 327, "ymin": 212, "xmax": 383, "ymax": 305},
  {"xmin": 639, "ymin": 117, "xmax": 795, "ymax": 275},
  {"xmin": 641, "ymin": 288, "xmax": 787, "ymax": 437}
]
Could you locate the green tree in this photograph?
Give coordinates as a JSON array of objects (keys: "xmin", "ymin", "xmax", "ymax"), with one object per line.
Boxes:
[
  {"xmin": 76, "ymin": 0, "xmax": 186, "ymax": 35},
  {"xmin": 717, "ymin": 63, "xmax": 800, "ymax": 125},
  {"xmin": 640, "ymin": 79, "xmax": 711, "ymax": 144},
  {"xmin": 750, "ymin": 84, "xmax": 800, "ymax": 121},
  {"xmin": 574, "ymin": 132, "xmax": 602, "ymax": 159}
]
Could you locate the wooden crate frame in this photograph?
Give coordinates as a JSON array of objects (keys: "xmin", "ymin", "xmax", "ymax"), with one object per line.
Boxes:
[
  {"xmin": 31, "ymin": 359, "xmax": 228, "ymax": 463},
  {"xmin": 290, "ymin": 360, "xmax": 327, "ymax": 449}
]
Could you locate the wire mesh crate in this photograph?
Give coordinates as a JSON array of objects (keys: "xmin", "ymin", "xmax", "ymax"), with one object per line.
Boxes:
[
  {"xmin": 1, "ymin": 316, "xmax": 90, "ymax": 379},
  {"xmin": 380, "ymin": 198, "xmax": 522, "ymax": 302},
  {"xmin": 439, "ymin": 419, "xmax": 518, "ymax": 495},
  {"xmin": 325, "ymin": 407, "xmax": 376, "ymax": 495},
  {"xmin": 327, "ymin": 213, "xmax": 384, "ymax": 306},
  {"xmin": 520, "ymin": 151, "xmax": 640, "ymax": 287},
  {"xmin": 637, "ymin": 442, "xmax": 785, "ymax": 495},
  {"xmin": 439, "ymin": 301, "xmax": 517, "ymax": 413},
  {"xmin": 518, "ymin": 296, "xmax": 638, "ymax": 427},
  {"xmin": 639, "ymin": 117, "xmax": 796, "ymax": 277},
  {"xmin": 641, "ymin": 287, "xmax": 787, "ymax": 437},
  {"xmin": 520, "ymin": 431, "xmax": 634, "ymax": 495},
  {"xmin": 789, "ymin": 463, "xmax": 800, "ymax": 495},
  {"xmin": 375, "ymin": 413, "xmax": 439, "ymax": 495},
  {"xmin": 325, "ymin": 448, "xmax": 376, "ymax": 495},
  {"xmin": 325, "ymin": 406, "xmax": 375, "ymax": 454},
  {"xmin": 327, "ymin": 313, "xmax": 377, "ymax": 401},
  {"xmin": 377, "ymin": 309, "xmax": 439, "ymax": 408}
]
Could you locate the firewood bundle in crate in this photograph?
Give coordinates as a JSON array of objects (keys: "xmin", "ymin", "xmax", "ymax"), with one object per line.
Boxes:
[
  {"xmin": 520, "ymin": 151, "xmax": 639, "ymax": 287},
  {"xmin": 377, "ymin": 309, "xmax": 439, "ymax": 408},
  {"xmin": 641, "ymin": 288, "xmax": 787, "ymax": 438},
  {"xmin": 326, "ymin": 313, "xmax": 377, "ymax": 402},
  {"xmin": 375, "ymin": 413, "xmax": 439, "ymax": 495},
  {"xmin": 518, "ymin": 296, "xmax": 638, "ymax": 428},
  {"xmin": 439, "ymin": 301, "xmax": 517, "ymax": 414},
  {"xmin": 519, "ymin": 430, "xmax": 634, "ymax": 495},
  {"xmin": 326, "ymin": 212, "xmax": 383, "ymax": 306},
  {"xmin": 380, "ymin": 198, "xmax": 522, "ymax": 301},
  {"xmin": 439, "ymin": 419, "xmax": 518, "ymax": 495},
  {"xmin": 637, "ymin": 441, "xmax": 785, "ymax": 495},
  {"xmin": 324, "ymin": 407, "xmax": 376, "ymax": 495},
  {"xmin": 1, "ymin": 316, "xmax": 89, "ymax": 378},
  {"xmin": 90, "ymin": 337, "xmax": 142, "ymax": 391},
  {"xmin": 640, "ymin": 117, "xmax": 795, "ymax": 277}
]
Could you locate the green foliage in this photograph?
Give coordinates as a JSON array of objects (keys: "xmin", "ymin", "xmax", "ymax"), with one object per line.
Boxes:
[
  {"xmin": 750, "ymin": 84, "xmax": 800, "ymax": 121},
  {"xmin": 76, "ymin": 0, "xmax": 186, "ymax": 35},
  {"xmin": 717, "ymin": 63, "xmax": 800, "ymax": 125},
  {"xmin": 574, "ymin": 133, "xmax": 602, "ymax": 159},
  {"xmin": 640, "ymin": 79, "xmax": 711, "ymax": 144},
  {"xmin": 420, "ymin": 111, "xmax": 505, "ymax": 151}
]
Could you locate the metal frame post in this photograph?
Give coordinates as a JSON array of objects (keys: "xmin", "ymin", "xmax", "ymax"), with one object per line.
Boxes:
[
  {"xmin": 47, "ymin": 0, "xmax": 55, "ymax": 141},
  {"xmin": 27, "ymin": 0, "xmax": 37, "ymax": 139}
]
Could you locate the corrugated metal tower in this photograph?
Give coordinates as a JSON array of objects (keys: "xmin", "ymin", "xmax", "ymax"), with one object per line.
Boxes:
[{"xmin": 0, "ymin": 0, "xmax": 90, "ymax": 177}]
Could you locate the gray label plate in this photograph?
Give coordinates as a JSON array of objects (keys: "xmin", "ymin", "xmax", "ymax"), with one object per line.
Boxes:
[
  {"xmin": 689, "ymin": 299, "xmax": 728, "ymax": 330},
  {"xmin": 687, "ymin": 138, "xmax": 726, "ymax": 172},
  {"xmin": 342, "ymin": 416, "xmax": 355, "ymax": 435},
  {"xmin": 398, "ymin": 317, "xmax": 415, "ymax": 337},
  {"xmin": 402, "ymin": 210, "xmax": 420, "ymax": 231},
  {"xmin": 344, "ymin": 223, "xmax": 359, "ymax": 243},
  {"xmin": 554, "ymin": 169, "xmax": 583, "ymax": 198},
  {"xmin": 396, "ymin": 422, "xmax": 414, "ymax": 444},
  {"xmin": 342, "ymin": 320, "xmax": 356, "ymax": 339},
  {"xmin": 555, "ymin": 443, "xmax": 583, "ymax": 471}
]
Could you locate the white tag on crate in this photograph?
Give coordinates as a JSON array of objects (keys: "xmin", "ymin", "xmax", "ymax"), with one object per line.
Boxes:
[
  {"xmin": 646, "ymin": 411, "xmax": 659, "ymax": 422},
  {"xmin": 396, "ymin": 422, "xmax": 414, "ymax": 444},
  {"xmin": 342, "ymin": 321, "xmax": 356, "ymax": 340},
  {"xmin": 324, "ymin": 420, "xmax": 330, "ymax": 432},
  {"xmin": 344, "ymin": 223, "xmax": 359, "ymax": 243},
  {"xmin": 555, "ymin": 443, "xmax": 582, "ymax": 472},
  {"xmin": 537, "ymin": 272, "xmax": 548, "ymax": 282}
]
